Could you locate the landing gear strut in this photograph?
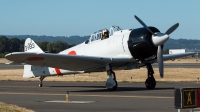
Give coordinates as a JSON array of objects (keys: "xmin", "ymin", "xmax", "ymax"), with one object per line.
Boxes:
[
  {"xmin": 39, "ymin": 76, "xmax": 45, "ymax": 87},
  {"xmin": 145, "ymin": 63, "xmax": 156, "ymax": 89},
  {"xmin": 105, "ymin": 65, "xmax": 118, "ymax": 91}
]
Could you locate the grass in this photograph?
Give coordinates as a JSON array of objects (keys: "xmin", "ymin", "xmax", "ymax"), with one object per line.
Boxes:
[
  {"xmin": 0, "ymin": 102, "xmax": 34, "ymax": 112},
  {"xmin": 0, "ymin": 58, "xmax": 9, "ymax": 63}
]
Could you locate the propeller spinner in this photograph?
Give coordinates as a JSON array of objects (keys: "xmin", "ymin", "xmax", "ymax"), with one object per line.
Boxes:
[{"xmin": 134, "ymin": 15, "xmax": 179, "ymax": 78}]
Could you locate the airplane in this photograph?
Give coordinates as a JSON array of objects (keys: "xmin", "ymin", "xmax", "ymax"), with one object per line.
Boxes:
[{"xmin": 5, "ymin": 15, "xmax": 195, "ymax": 91}]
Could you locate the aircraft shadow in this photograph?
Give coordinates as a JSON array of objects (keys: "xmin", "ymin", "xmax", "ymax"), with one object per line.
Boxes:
[
  {"xmin": 49, "ymin": 86, "xmax": 174, "ymax": 92},
  {"xmin": 49, "ymin": 85, "xmax": 105, "ymax": 88},
  {"xmin": 70, "ymin": 87, "xmax": 174, "ymax": 92}
]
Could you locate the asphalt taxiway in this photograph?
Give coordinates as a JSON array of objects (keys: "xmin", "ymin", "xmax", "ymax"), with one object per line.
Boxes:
[
  {"xmin": 0, "ymin": 81, "xmax": 200, "ymax": 112},
  {"xmin": 0, "ymin": 63, "xmax": 23, "ymax": 69}
]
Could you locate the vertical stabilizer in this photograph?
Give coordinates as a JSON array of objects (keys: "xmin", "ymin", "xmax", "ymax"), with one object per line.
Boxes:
[
  {"xmin": 23, "ymin": 38, "xmax": 44, "ymax": 78},
  {"xmin": 24, "ymin": 38, "xmax": 44, "ymax": 53}
]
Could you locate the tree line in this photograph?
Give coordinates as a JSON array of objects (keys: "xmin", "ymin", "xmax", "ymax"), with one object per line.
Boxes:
[
  {"xmin": 0, "ymin": 36, "xmax": 74, "ymax": 58},
  {"xmin": 4, "ymin": 35, "xmax": 89, "ymax": 45},
  {"xmin": 3, "ymin": 35, "xmax": 200, "ymax": 50},
  {"xmin": 165, "ymin": 38, "xmax": 200, "ymax": 50}
]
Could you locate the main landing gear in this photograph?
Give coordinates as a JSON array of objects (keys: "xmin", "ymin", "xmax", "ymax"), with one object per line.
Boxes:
[
  {"xmin": 145, "ymin": 63, "xmax": 156, "ymax": 89},
  {"xmin": 39, "ymin": 76, "xmax": 45, "ymax": 87},
  {"xmin": 105, "ymin": 65, "xmax": 118, "ymax": 91}
]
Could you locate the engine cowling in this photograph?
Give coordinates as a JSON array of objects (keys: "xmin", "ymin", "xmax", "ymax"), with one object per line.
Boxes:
[{"xmin": 128, "ymin": 27, "xmax": 160, "ymax": 61}]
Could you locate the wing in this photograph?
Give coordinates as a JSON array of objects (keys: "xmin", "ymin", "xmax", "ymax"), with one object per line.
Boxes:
[
  {"xmin": 5, "ymin": 52, "xmax": 112, "ymax": 71},
  {"xmin": 163, "ymin": 52, "xmax": 196, "ymax": 61}
]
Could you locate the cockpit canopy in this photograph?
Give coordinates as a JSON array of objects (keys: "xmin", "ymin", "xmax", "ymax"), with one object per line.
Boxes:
[{"xmin": 85, "ymin": 26, "xmax": 122, "ymax": 44}]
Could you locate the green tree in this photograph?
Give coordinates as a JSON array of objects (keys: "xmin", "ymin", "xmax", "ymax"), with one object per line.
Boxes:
[
  {"xmin": 19, "ymin": 39, "xmax": 25, "ymax": 52},
  {"xmin": 46, "ymin": 42, "xmax": 52, "ymax": 53},
  {"xmin": 37, "ymin": 41, "xmax": 49, "ymax": 52},
  {"xmin": 9, "ymin": 38, "xmax": 21, "ymax": 52},
  {"xmin": 52, "ymin": 41, "xmax": 69, "ymax": 53},
  {"xmin": 0, "ymin": 36, "xmax": 10, "ymax": 53}
]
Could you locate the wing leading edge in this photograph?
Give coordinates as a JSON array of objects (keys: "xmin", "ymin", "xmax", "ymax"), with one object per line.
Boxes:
[
  {"xmin": 163, "ymin": 52, "xmax": 196, "ymax": 61},
  {"xmin": 5, "ymin": 52, "xmax": 112, "ymax": 71}
]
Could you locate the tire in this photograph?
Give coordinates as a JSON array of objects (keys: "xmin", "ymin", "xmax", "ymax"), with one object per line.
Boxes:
[
  {"xmin": 39, "ymin": 84, "xmax": 42, "ymax": 87},
  {"xmin": 107, "ymin": 80, "xmax": 118, "ymax": 91},
  {"xmin": 145, "ymin": 77, "xmax": 156, "ymax": 89}
]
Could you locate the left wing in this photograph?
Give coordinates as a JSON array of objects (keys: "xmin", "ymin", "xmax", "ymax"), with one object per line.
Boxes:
[{"xmin": 5, "ymin": 52, "xmax": 112, "ymax": 71}]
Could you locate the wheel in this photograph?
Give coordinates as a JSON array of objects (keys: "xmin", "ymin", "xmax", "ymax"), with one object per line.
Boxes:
[
  {"xmin": 145, "ymin": 77, "xmax": 156, "ymax": 89},
  {"xmin": 106, "ymin": 78, "xmax": 118, "ymax": 91},
  {"xmin": 39, "ymin": 84, "xmax": 42, "ymax": 87},
  {"xmin": 107, "ymin": 80, "xmax": 118, "ymax": 91}
]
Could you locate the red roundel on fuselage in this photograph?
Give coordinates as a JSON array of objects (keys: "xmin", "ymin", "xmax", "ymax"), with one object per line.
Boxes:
[{"xmin": 68, "ymin": 51, "xmax": 76, "ymax": 55}]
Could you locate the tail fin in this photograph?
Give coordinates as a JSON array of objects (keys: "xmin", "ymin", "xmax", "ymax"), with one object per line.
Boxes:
[
  {"xmin": 24, "ymin": 38, "xmax": 44, "ymax": 53},
  {"xmin": 23, "ymin": 38, "xmax": 44, "ymax": 78}
]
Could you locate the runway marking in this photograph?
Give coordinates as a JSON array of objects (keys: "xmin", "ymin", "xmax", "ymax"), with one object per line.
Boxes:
[{"xmin": 0, "ymin": 92, "xmax": 173, "ymax": 99}]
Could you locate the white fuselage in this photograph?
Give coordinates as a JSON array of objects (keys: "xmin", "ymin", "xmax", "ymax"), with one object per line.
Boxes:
[
  {"xmin": 23, "ymin": 29, "xmax": 137, "ymax": 78},
  {"xmin": 61, "ymin": 30, "xmax": 133, "ymax": 59}
]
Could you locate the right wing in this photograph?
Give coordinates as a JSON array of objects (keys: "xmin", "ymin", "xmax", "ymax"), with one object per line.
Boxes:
[{"xmin": 163, "ymin": 52, "xmax": 196, "ymax": 61}]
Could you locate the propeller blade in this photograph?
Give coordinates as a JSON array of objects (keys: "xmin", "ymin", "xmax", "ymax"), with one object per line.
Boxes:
[
  {"xmin": 134, "ymin": 15, "xmax": 154, "ymax": 34},
  {"xmin": 165, "ymin": 23, "xmax": 179, "ymax": 35},
  {"xmin": 157, "ymin": 46, "xmax": 164, "ymax": 78}
]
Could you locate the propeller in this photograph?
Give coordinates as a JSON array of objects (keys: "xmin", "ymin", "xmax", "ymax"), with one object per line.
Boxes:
[
  {"xmin": 165, "ymin": 23, "xmax": 179, "ymax": 35},
  {"xmin": 134, "ymin": 15, "xmax": 154, "ymax": 34},
  {"xmin": 134, "ymin": 15, "xmax": 179, "ymax": 78},
  {"xmin": 157, "ymin": 46, "xmax": 163, "ymax": 78}
]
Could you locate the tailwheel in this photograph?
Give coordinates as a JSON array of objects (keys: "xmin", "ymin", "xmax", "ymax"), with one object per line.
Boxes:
[
  {"xmin": 145, "ymin": 77, "xmax": 156, "ymax": 89},
  {"xmin": 39, "ymin": 76, "xmax": 45, "ymax": 87}
]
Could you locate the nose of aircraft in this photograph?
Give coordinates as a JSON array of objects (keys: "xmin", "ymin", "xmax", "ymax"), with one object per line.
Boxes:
[
  {"xmin": 134, "ymin": 15, "xmax": 179, "ymax": 78},
  {"xmin": 152, "ymin": 33, "xmax": 169, "ymax": 46}
]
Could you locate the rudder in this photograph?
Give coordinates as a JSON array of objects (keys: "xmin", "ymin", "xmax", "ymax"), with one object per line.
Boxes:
[{"xmin": 24, "ymin": 38, "xmax": 44, "ymax": 53}]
